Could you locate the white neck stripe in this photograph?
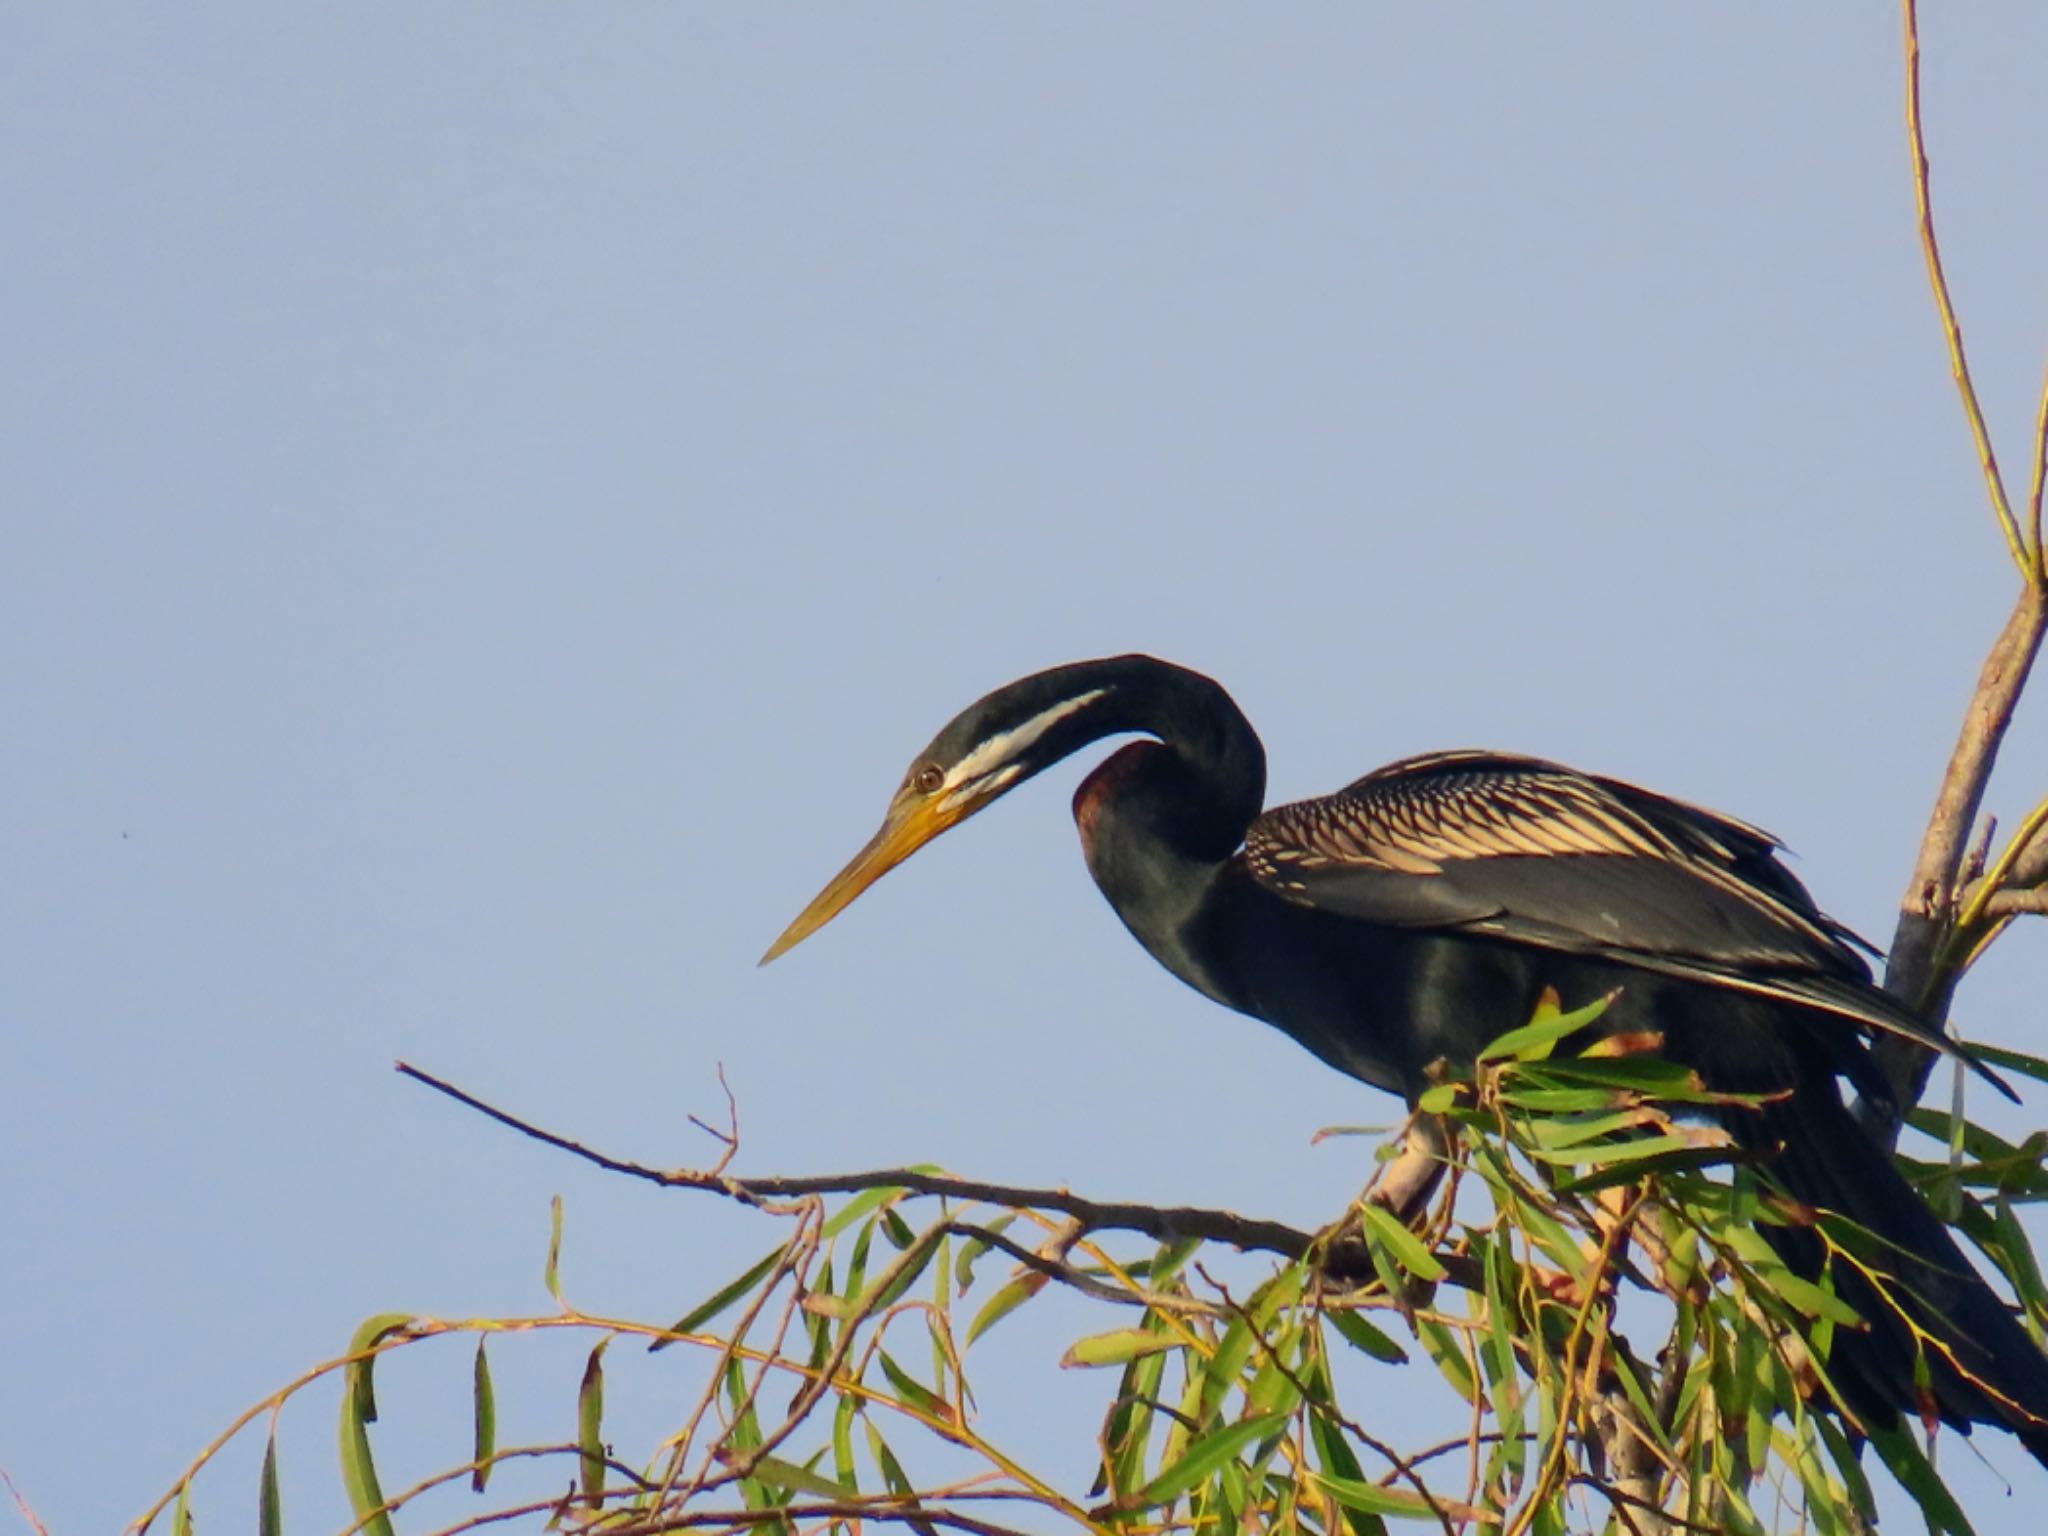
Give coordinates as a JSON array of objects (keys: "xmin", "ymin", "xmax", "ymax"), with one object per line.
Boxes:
[{"xmin": 945, "ymin": 687, "xmax": 1110, "ymax": 792}]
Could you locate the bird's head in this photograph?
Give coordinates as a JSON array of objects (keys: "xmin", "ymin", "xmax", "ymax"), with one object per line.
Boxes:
[{"xmin": 759, "ymin": 665, "xmax": 1121, "ymax": 963}]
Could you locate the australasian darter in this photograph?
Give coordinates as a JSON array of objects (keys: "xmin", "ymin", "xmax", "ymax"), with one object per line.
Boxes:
[{"xmin": 762, "ymin": 653, "xmax": 2048, "ymax": 1463}]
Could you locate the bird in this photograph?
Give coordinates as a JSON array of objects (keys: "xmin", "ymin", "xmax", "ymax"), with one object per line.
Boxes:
[{"xmin": 761, "ymin": 653, "xmax": 2048, "ymax": 1463}]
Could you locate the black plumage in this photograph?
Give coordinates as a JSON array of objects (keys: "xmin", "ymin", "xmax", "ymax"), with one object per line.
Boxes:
[{"xmin": 764, "ymin": 654, "xmax": 2048, "ymax": 1462}]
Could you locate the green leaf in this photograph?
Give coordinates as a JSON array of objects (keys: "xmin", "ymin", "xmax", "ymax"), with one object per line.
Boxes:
[
  {"xmin": 1311, "ymin": 1472, "xmax": 1454, "ymax": 1521},
  {"xmin": 471, "ymin": 1339, "xmax": 496, "ymax": 1492},
  {"xmin": 1754, "ymin": 1269, "xmax": 1864, "ymax": 1328},
  {"xmin": 1416, "ymin": 1083, "xmax": 1460, "ymax": 1114},
  {"xmin": 1518, "ymin": 1109, "xmax": 1653, "ymax": 1150},
  {"xmin": 1479, "ymin": 988, "xmax": 1617, "ymax": 1062},
  {"xmin": 831, "ymin": 1395, "xmax": 858, "ymax": 1491},
  {"xmin": 1323, "ymin": 1308, "xmax": 1408, "ymax": 1364},
  {"xmin": 1103, "ymin": 1320, "xmax": 1172, "ymax": 1499},
  {"xmin": 1957, "ymin": 1040, "xmax": 2048, "ymax": 1086},
  {"xmin": 259, "ymin": 1428, "xmax": 282, "ymax": 1536},
  {"xmin": 1308, "ymin": 1401, "xmax": 1388, "ymax": 1536},
  {"xmin": 1134, "ymin": 1411, "xmax": 1289, "ymax": 1508},
  {"xmin": 863, "ymin": 1416, "xmax": 915, "ymax": 1497},
  {"xmin": 1063, "ymin": 1328, "xmax": 1181, "ymax": 1369},
  {"xmin": 953, "ymin": 1213, "xmax": 1018, "ymax": 1292},
  {"xmin": 653, "ymin": 1242, "xmax": 789, "ymax": 1349},
  {"xmin": 1811, "ymin": 1413, "xmax": 1878, "ymax": 1524},
  {"xmin": 1493, "ymin": 1086, "xmax": 1626, "ymax": 1113},
  {"xmin": 338, "ymin": 1314, "xmax": 411, "ymax": 1536},
  {"xmin": 1521, "ymin": 1131, "xmax": 1696, "ymax": 1167},
  {"xmin": 965, "ymin": 1272, "xmax": 1044, "ymax": 1345},
  {"xmin": 1548, "ymin": 1143, "xmax": 1753, "ymax": 1197},
  {"xmin": 1355, "ymin": 1203, "xmax": 1446, "ymax": 1281},
  {"xmin": 881, "ymin": 1205, "xmax": 918, "ymax": 1250},
  {"xmin": 578, "ymin": 1339, "xmax": 608, "ymax": 1509},
  {"xmin": 876, "ymin": 1350, "xmax": 950, "ymax": 1423},
  {"xmin": 1416, "ymin": 1318, "xmax": 1478, "ymax": 1402},
  {"xmin": 748, "ymin": 1454, "xmax": 855, "ymax": 1501},
  {"xmin": 1515, "ymin": 1057, "xmax": 1721, "ymax": 1100},
  {"xmin": 859, "ymin": 1227, "xmax": 944, "ymax": 1315},
  {"xmin": 170, "ymin": 1481, "xmax": 192, "ymax": 1536},
  {"xmin": 543, "ymin": 1194, "xmax": 565, "ymax": 1303},
  {"xmin": 1866, "ymin": 1422, "xmax": 1975, "ymax": 1536},
  {"xmin": 822, "ymin": 1169, "xmax": 940, "ymax": 1238}
]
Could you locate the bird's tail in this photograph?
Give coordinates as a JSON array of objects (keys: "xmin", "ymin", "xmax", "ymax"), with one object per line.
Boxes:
[{"xmin": 1735, "ymin": 1092, "xmax": 2048, "ymax": 1466}]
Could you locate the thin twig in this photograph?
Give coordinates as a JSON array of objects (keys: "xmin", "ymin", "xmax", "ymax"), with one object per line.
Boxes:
[
  {"xmin": 0, "ymin": 1471, "xmax": 50, "ymax": 1536},
  {"xmin": 1201, "ymin": 1268, "xmax": 1461, "ymax": 1536},
  {"xmin": 1901, "ymin": 0, "xmax": 2027, "ymax": 571}
]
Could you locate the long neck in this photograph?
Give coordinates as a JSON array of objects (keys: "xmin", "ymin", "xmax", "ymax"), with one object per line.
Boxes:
[
  {"xmin": 1062, "ymin": 659, "xmax": 1267, "ymax": 1007},
  {"xmin": 1060, "ymin": 656, "xmax": 1266, "ymax": 857}
]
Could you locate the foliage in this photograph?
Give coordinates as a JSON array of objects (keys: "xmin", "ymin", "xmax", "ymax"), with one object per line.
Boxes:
[{"xmin": 131, "ymin": 1002, "xmax": 2048, "ymax": 1536}]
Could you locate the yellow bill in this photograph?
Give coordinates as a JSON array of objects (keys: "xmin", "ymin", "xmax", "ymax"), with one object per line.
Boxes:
[{"xmin": 760, "ymin": 793, "xmax": 968, "ymax": 964}]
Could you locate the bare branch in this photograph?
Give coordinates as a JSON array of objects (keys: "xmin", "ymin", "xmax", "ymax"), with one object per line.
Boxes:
[
  {"xmin": 1874, "ymin": 3, "xmax": 2048, "ymax": 1135},
  {"xmin": 1875, "ymin": 588, "xmax": 2047, "ymax": 1122},
  {"xmin": 1981, "ymin": 889, "xmax": 2048, "ymax": 920}
]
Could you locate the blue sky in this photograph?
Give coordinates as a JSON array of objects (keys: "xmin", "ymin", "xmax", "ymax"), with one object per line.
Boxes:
[{"xmin": 7, "ymin": 6, "xmax": 2048, "ymax": 1532}]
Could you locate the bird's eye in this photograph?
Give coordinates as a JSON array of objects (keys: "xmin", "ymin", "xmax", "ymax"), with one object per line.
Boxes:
[{"xmin": 913, "ymin": 764, "xmax": 946, "ymax": 795}]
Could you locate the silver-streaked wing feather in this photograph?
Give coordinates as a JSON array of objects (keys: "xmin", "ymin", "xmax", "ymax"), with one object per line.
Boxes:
[{"xmin": 1243, "ymin": 751, "xmax": 1983, "ymax": 1077}]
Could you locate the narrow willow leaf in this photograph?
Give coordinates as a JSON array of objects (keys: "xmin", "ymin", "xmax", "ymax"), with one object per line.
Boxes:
[
  {"xmin": 1519, "ymin": 1108, "xmax": 1655, "ymax": 1150},
  {"xmin": 1811, "ymin": 1412, "xmax": 1878, "ymax": 1523},
  {"xmin": 1063, "ymin": 1328, "xmax": 1180, "ymax": 1369},
  {"xmin": 653, "ymin": 1241, "xmax": 789, "ymax": 1349},
  {"xmin": 1755, "ymin": 1268, "xmax": 1864, "ymax": 1328},
  {"xmin": 544, "ymin": 1194, "xmax": 565, "ymax": 1302},
  {"xmin": 880, "ymin": 1205, "xmax": 917, "ymax": 1250},
  {"xmin": 876, "ymin": 1350, "xmax": 950, "ymax": 1424},
  {"xmin": 857, "ymin": 1227, "xmax": 944, "ymax": 1316},
  {"xmin": 1606, "ymin": 1351, "xmax": 1671, "ymax": 1455},
  {"xmin": 1478, "ymin": 987, "xmax": 1616, "ymax": 1062},
  {"xmin": 1416, "ymin": 1319, "xmax": 1477, "ymax": 1403},
  {"xmin": 171, "ymin": 1481, "xmax": 193, "ymax": 1536},
  {"xmin": 843, "ymin": 1215, "xmax": 876, "ymax": 1301},
  {"xmin": 1416, "ymin": 1083, "xmax": 1459, "ymax": 1114},
  {"xmin": 1244, "ymin": 1352, "xmax": 1302, "ymax": 1418},
  {"xmin": 1106, "ymin": 1322, "xmax": 1172, "ymax": 1498},
  {"xmin": 1198, "ymin": 1312, "xmax": 1259, "ymax": 1425},
  {"xmin": 747, "ymin": 1454, "xmax": 855, "ymax": 1501},
  {"xmin": 965, "ymin": 1272, "xmax": 1045, "ymax": 1345},
  {"xmin": 1499, "ymin": 1191, "xmax": 1588, "ymax": 1280},
  {"xmin": 1139, "ymin": 1234, "xmax": 1203, "ymax": 1287},
  {"xmin": 724, "ymin": 1356, "xmax": 764, "ymax": 1450},
  {"xmin": 259, "ymin": 1428, "xmax": 282, "ymax": 1536},
  {"xmin": 1312, "ymin": 1472, "xmax": 1460, "ymax": 1521},
  {"xmin": 1866, "ymin": 1424, "xmax": 1974, "ymax": 1536},
  {"xmin": 1323, "ymin": 1308, "xmax": 1408, "ymax": 1363},
  {"xmin": 1954, "ymin": 1040, "xmax": 2048, "ymax": 1085},
  {"xmin": 1135, "ymin": 1411, "xmax": 1289, "ymax": 1509},
  {"xmin": 1493, "ymin": 1086, "xmax": 1624, "ymax": 1113},
  {"xmin": 1355, "ymin": 1203, "xmax": 1446, "ymax": 1281},
  {"xmin": 1308, "ymin": 1407, "xmax": 1388, "ymax": 1536},
  {"xmin": 863, "ymin": 1416, "xmax": 915, "ymax": 1497},
  {"xmin": 343, "ymin": 1313, "xmax": 414, "ymax": 1424},
  {"xmin": 472, "ymin": 1339, "xmax": 496, "ymax": 1492},
  {"xmin": 952, "ymin": 1213, "xmax": 1017, "ymax": 1293},
  {"xmin": 1522, "ymin": 1130, "xmax": 1697, "ymax": 1167},
  {"xmin": 1549, "ymin": 1144, "xmax": 1753, "ymax": 1197},
  {"xmin": 1990, "ymin": 1197, "xmax": 2048, "ymax": 1325},
  {"xmin": 1517, "ymin": 1057, "xmax": 1720, "ymax": 1099},
  {"xmin": 831, "ymin": 1396, "xmax": 858, "ymax": 1491},
  {"xmin": 821, "ymin": 1169, "xmax": 939, "ymax": 1238},
  {"xmin": 578, "ymin": 1340, "xmax": 609, "ymax": 1509},
  {"xmin": 338, "ymin": 1313, "xmax": 411, "ymax": 1536}
]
